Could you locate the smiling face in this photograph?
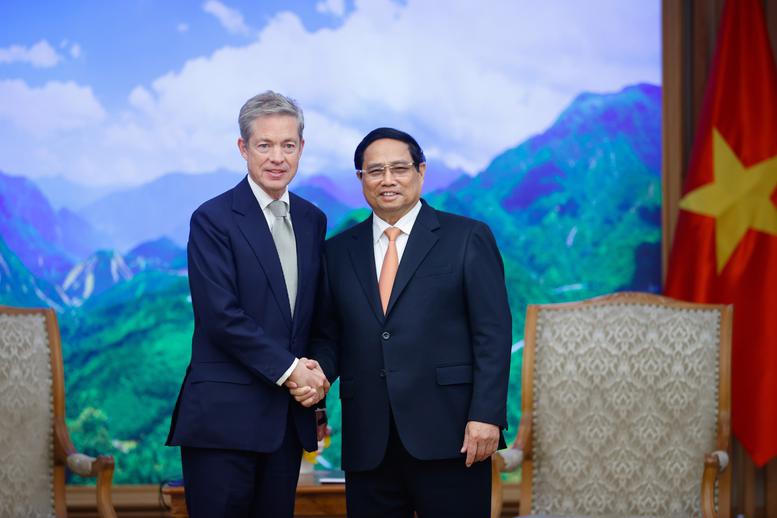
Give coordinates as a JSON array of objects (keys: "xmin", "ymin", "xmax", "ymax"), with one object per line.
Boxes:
[
  {"xmin": 237, "ymin": 114, "xmax": 304, "ymax": 199},
  {"xmin": 360, "ymin": 138, "xmax": 425, "ymax": 224}
]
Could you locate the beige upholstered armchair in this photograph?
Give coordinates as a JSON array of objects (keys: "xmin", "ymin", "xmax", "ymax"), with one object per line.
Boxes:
[
  {"xmin": 493, "ymin": 292, "xmax": 732, "ymax": 518},
  {"xmin": 0, "ymin": 306, "xmax": 116, "ymax": 518}
]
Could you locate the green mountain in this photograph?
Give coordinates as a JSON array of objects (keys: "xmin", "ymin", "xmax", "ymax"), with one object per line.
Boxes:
[{"xmin": 60, "ymin": 270, "xmax": 192, "ymax": 483}]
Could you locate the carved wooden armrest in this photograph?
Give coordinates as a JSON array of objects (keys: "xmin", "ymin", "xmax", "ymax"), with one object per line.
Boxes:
[
  {"xmin": 56, "ymin": 419, "xmax": 117, "ymax": 518},
  {"xmin": 708, "ymin": 450, "xmax": 729, "ymax": 470},
  {"xmin": 67, "ymin": 453, "xmax": 97, "ymax": 476},
  {"xmin": 700, "ymin": 450, "xmax": 729, "ymax": 518},
  {"xmin": 496, "ymin": 447, "xmax": 524, "ymax": 471},
  {"xmin": 66, "ymin": 452, "xmax": 115, "ymax": 476}
]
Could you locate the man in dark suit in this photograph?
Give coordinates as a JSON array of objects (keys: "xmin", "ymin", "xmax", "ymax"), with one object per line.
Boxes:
[
  {"xmin": 294, "ymin": 128, "xmax": 512, "ymax": 517},
  {"xmin": 166, "ymin": 91, "xmax": 330, "ymax": 518}
]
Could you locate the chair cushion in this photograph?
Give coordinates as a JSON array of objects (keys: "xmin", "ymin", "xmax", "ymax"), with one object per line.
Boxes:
[
  {"xmin": 0, "ymin": 313, "xmax": 55, "ymax": 518},
  {"xmin": 530, "ymin": 302, "xmax": 720, "ymax": 517}
]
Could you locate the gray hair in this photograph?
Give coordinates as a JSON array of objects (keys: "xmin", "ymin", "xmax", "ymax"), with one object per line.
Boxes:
[{"xmin": 238, "ymin": 91, "xmax": 304, "ymax": 141}]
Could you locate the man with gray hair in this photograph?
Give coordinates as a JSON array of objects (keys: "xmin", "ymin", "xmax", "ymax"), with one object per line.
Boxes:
[{"xmin": 167, "ymin": 91, "xmax": 330, "ymax": 517}]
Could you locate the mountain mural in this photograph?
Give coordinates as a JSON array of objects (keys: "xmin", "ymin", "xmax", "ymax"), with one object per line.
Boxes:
[
  {"xmin": 36, "ymin": 175, "xmax": 118, "ymax": 212},
  {"xmin": 62, "ymin": 250, "xmax": 135, "ymax": 306},
  {"xmin": 126, "ymin": 237, "xmax": 187, "ymax": 273},
  {"xmin": 0, "ymin": 83, "xmax": 662, "ymax": 483},
  {"xmin": 0, "ymin": 171, "xmax": 111, "ymax": 284},
  {"xmin": 0, "ymin": 234, "xmax": 65, "ymax": 309}
]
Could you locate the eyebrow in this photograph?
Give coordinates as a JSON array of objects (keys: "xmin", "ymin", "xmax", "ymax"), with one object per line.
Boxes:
[{"xmin": 255, "ymin": 138, "xmax": 298, "ymax": 144}]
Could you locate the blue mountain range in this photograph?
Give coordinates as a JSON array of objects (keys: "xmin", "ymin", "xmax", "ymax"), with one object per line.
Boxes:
[{"xmin": 0, "ymin": 171, "xmax": 111, "ymax": 284}]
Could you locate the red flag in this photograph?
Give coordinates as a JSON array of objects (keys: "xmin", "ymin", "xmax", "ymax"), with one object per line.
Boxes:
[{"xmin": 665, "ymin": 0, "xmax": 777, "ymax": 466}]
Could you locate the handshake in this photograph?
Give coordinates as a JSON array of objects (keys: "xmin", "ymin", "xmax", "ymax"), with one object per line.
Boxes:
[{"xmin": 284, "ymin": 357, "xmax": 330, "ymax": 407}]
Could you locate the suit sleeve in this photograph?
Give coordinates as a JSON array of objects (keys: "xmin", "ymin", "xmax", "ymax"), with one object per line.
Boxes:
[
  {"xmin": 187, "ymin": 207, "xmax": 296, "ymax": 385},
  {"xmin": 463, "ymin": 222, "xmax": 512, "ymax": 428}
]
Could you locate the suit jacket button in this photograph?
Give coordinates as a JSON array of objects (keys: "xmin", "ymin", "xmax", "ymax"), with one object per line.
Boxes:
[
  {"xmin": 381, "ymin": 331, "xmax": 390, "ymax": 340},
  {"xmin": 379, "ymin": 369, "xmax": 386, "ymax": 378}
]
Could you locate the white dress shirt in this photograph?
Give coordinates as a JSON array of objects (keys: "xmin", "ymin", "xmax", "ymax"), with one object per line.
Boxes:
[
  {"xmin": 372, "ymin": 200, "xmax": 423, "ymax": 280},
  {"xmin": 246, "ymin": 174, "xmax": 298, "ymax": 386},
  {"xmin": 247, "ymin": 174, "xmax": 294, "ymax": 233}
]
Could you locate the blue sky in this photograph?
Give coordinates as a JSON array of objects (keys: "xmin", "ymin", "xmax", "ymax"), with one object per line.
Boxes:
[
  {"xmin": 0, "ymin": 1, "xmax": 353, "ymax": 110},
  {"xmin": 0, "ymin": 0, "xmax": 660, "ymax": 187}
]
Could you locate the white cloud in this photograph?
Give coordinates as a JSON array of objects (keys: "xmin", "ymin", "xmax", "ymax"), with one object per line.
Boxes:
[
  {"xmin": 0, "ymin": 79, "xmax": 105, "ymax": 134},
  {"xmin": 301, "ymin": 109, "xmax": 364, "ymax": 172},
  {"xmin": 0, "ymin": 40, "xmax": 61, "ymax": 68},
  {"xmin": 203, "ymin": 1, "xmax": 251, "ymax": 36},
  {"xmin": 316, "ymin": 0, "xmax": 346, "ymax": 17},
  {"xmin": 69, "ymin": 43, "xmax": 82, "ymax": 59},
  {"xmin": 177, "ymin": 22, "xmax": 189, "ymax": 33},
  {"xmin": 0, "ymin": 0, "xmax": 660, "ymax": 186},
  {"xmin": 0, "ymin": 79, "xmax": 107, "ymax": 181}
]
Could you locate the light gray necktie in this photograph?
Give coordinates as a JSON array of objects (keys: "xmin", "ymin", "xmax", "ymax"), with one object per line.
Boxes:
[{"xmin": 268, "ymin": 200, "xmax": 297, "ymax": 315}]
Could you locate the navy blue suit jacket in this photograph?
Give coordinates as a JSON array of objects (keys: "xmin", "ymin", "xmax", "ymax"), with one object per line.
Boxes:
[
  {"xmin": 167, "ymin": 177, "xmax": 326, "ymax": 454},
  {"xmin": 311, "ymin": 201, "xmax": 512, "ymax": 471}
]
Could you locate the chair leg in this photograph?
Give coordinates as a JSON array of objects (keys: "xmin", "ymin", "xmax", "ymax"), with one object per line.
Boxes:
[
  {"xmin": 95, "ymin": 457, "xmax": 117, "ymax": 518},
  {"xmin": 491, "ymin": 457, "xmax": 503, "ymax": 518}
]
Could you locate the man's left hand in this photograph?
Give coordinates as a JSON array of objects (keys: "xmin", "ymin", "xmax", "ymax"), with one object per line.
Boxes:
[
  {"xmin": 315, "ymin": 409, "xmax": 329, "ymax": 441},
  {"xmin": 460, "ymin": 421, "xmax": 500, "ymax": 467}
]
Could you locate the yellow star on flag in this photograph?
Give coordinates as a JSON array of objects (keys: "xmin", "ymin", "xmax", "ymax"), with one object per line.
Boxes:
[{"xmin": 679, "ymin": 128, "xmax": 777, "ymax": 273}]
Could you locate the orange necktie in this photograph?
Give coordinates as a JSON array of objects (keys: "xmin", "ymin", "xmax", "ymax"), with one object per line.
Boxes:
[{"xmin": 378, "ymin": 227, "xmax": 402, "ymax": 314}]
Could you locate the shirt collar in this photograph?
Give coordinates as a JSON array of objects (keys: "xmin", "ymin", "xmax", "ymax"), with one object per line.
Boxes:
[
  {"xmin": 372, "ymin": 200, "xmax": 423, "ymax": 244},
  {"xmin": 247, "ymin": 174, "xmax": 290, "ymax": 210}
]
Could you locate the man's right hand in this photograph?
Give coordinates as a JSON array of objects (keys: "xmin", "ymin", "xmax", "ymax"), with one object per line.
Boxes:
[{"xmin": 285, "ymin": 358, "xmax": 329, "ymax": 407}]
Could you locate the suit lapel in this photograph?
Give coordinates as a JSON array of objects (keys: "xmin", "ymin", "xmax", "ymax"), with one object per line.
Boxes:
[
  {"xmin": 346, "ymin": 218, "xmax": 384, "ymax": 323},
  {"xmin": 232, "ymin": 178, "xmax": 293, "ymax": 329},
  {"xmin": 386, "ymin": 202, "xmax": 440, "ymax": 315}
]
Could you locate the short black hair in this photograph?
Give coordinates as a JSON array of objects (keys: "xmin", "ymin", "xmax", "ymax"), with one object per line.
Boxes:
[{"xmin": 354, "ymin": 127, "xmax": 426, "ymax": 170}]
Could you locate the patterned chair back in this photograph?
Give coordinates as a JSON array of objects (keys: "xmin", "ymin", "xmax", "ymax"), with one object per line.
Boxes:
[
  {"xmin": 0, "ymin": 309, "xmax": 58, "ymax": 518},
  {"xmin": 521, "ymin": 292, "xmax": 731, "ymax": 517}
]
